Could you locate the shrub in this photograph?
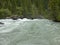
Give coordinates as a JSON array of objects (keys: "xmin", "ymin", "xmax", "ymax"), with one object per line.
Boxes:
[{"xmin": 0, "ymin": 8, "xmax": 11, "ymax": 19}]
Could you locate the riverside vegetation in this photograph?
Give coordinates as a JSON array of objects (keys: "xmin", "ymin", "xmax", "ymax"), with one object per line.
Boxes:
[{"xmin": 0, "ymin": 0, "xmax": 60, "ymax": 22}]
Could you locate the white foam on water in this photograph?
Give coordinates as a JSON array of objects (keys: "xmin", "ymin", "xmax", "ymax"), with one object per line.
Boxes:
[
  {"xmin": 0, "ymin": 18, "xmax": 57, "ymax": 33},
  {"xmin": 0, "ymin": 18, "xmax": 60, "ymax": 45},
  {"xmin": 0, "ymin": 19, "xmax": 22, "ymax": 33}
]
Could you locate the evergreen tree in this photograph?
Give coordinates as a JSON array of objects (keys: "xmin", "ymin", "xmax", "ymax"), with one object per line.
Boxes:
[{"xmin": 48, "ymin": 0, "xmax": 60, "ymax": 21}]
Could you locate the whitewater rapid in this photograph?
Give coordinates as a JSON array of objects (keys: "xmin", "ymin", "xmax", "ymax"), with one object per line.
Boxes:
[
  {"xmin": 0, "ymin": 18, "xmax": 46, "ymax": 33},
  {"xmin": 0, "ymin": 18, "xmax": 33, "ymax": 33},
  {"xmin": 0, "ymin": 18, "xmax": 60, "ymax": 45}
]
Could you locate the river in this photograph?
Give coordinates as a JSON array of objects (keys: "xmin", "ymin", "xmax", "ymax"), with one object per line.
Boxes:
[{"xmin": 0, "ymin": 18, "xmax": 60, "ymax": 45}]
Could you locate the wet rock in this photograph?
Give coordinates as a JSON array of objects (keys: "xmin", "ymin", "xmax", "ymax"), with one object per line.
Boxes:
[
  {"xmin": 10, "ymin": 15, "xmax": 18, "ymax": 20},
  {"xmin": 0, "ymin": 22, "xmax": 4, "ymax": 24},
  {"xmin": 6, "ymin": 17, "xmax": 11, "ymax": 19},
  {"xmin": 53, "ymin": 20, "xmax": 60, "ymax": 22},
  {"xmin": 6, "ymin": 15, "xmax": 20, "ymax": 20}
]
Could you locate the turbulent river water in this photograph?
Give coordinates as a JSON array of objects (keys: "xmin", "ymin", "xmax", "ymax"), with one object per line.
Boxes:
[{"xmin": 0, "ymin": 18, "xmax": 60, "ymax": 45}]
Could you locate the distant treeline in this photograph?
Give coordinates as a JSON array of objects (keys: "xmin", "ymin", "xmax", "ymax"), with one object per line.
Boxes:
[{"xmin": 0, "ymin": 0, "xmax": 60, "ymax": 21}]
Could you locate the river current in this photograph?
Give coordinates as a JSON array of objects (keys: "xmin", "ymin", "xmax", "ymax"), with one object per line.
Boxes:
[{"xmin": 0, "ymin": 18, "xmax": 60, "ymax": 45}]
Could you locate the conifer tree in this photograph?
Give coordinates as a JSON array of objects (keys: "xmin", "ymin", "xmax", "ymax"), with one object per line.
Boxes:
[{"xmin": 48, "ymin": 0, "xmax": 60, "ymax": 21}]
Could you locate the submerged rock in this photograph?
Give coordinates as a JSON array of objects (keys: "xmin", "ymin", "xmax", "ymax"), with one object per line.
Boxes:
[{"xmin": 0, "ymin": 22, "xmax": 4, "ymax": 25}]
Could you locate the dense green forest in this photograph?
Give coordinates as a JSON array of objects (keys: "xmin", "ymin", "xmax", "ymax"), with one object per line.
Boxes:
[{"xmin": 0, "ymin": 0, "xmax": 60, "ymax": 21}]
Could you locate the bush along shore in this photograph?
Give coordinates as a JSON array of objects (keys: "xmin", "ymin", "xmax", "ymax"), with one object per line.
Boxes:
[{"xmin": 0, "ymin": 0, "xmax": 60, "ymax": 22}]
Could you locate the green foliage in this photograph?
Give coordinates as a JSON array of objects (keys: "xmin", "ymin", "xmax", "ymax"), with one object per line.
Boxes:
[
  {"xmin": 0, "ymin": 8, "xmax": 11, "ymax": 18},
  {"xmin": 0, "ymin": 0, "xmax": 60, "ymax": 21},
  {"xmin": 31, "ymin": 4, "xmax": 39, "ymax": 18},
  {"xmin": 48, "ymin": 0, "xmax": 60, "ymax": 21},
  {"xmin": 16, "ymin": 7, "xmax": 23, "ymax": 15}
]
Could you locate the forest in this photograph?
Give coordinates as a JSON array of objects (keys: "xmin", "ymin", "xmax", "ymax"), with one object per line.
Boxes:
[{"xmin": 0, "ymin": 0, "xmax": 60, "ymax": 21}]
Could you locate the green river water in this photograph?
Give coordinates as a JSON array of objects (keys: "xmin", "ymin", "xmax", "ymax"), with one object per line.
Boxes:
[{"xmin": 0, "ymin": 18, "xmax": 60, "ymax": 45}]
